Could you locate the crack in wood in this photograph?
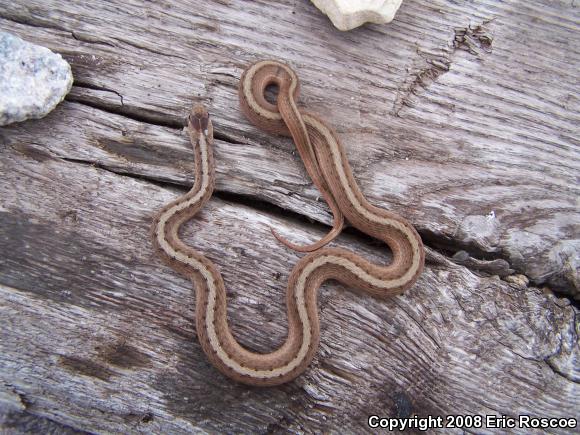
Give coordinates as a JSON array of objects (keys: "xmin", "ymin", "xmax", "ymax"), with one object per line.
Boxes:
[
  {"xmin": 56, "ymin": 141, "xmax": 571, "ymax": 300},
  {"xmin": 71, "ymin": 30, "xmax": 116, "ymax": 48},
  {"xmin": 1, "ymin": 2, "xmax": 578, "ymax": 430},
  {"xmin": 393, "ymin": 19, "xmax": 494, "ymax": 116},
  {"xmin": 0, "ymin": 11, "xmax": 68, "ymax": 33},
  {"xmin": 68, "ymin": 85, "xmax": 249, "ymax": 149},
  {"xmin": 72, "ymin": 81, "xmax": 125, "ymax": 106},
  {"xmin": 66, "ymin": 91, "xmax": 183, "ymax": 130},
  {"xmin": 0, "ymin": 409, "xmax": 89, "ymax": 435}
]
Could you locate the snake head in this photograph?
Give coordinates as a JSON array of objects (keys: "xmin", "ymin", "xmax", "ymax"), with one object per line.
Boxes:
[{"xmin": 188, "ymin": 105, "xmax": 213, "ymax": 141}]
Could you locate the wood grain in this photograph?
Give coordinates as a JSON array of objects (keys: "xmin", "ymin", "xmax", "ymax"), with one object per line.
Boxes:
[
  {"xmin": 0, "ymin": 0, "xmax": 579, "ymax": 432},
  {"xmin": 0, "ymin": 0, "xmax": 578, "ymax": 296},
  {"xmin": 0, "ymin": 141, "xmax": 578, "ymax": 434}
]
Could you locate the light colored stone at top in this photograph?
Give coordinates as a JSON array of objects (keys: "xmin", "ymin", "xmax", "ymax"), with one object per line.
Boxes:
[
  {"xmin": 0, "ymin": 32, "xmax": 73, "ymax": 126},
  {"xmin": 310, "ymin": 0, "xmax": 403, "ymax": 31}
]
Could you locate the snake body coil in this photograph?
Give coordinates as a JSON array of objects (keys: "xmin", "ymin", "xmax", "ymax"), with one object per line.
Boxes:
[{"xmin": 152, "ymin": 60, "xmax": 424, "ymax": 386}]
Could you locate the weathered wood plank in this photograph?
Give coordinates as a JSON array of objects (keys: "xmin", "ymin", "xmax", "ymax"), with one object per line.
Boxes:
[
  {"xmin": 0, "ymin": 0, "xmax": 578, "ymax": 295},
  {"xmin": 0, "ymin": 137, "xmax": 578, "ymax": 433}
]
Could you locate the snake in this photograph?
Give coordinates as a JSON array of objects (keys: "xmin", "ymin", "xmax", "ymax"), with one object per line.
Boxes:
[{"xmin": 152, "ymin": 60, "xmax": 425, "ymax": 386}]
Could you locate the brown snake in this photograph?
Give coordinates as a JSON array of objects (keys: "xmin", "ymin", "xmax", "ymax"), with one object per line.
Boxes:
[{"xmin": 152, "ymin": 60, "xmax": 424, "ymax": 386}]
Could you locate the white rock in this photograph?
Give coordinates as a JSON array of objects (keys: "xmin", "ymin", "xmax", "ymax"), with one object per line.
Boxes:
[
  {"xmin": 0, "ymin": 32, "xmax": 73, "ymax": 126},
  {"xmin": 310, "ymin": 0, "xmax": 403, "ymax": 31}
]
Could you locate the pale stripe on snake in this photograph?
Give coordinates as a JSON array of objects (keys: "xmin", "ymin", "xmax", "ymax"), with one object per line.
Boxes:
[{"xmin": 152, "ymin": 60, "xmax": 424, "ymax": 386}]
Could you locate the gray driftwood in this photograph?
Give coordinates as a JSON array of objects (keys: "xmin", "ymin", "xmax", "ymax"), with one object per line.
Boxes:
[{"xmin": 0, "ymin": 0, "xmax": 579, "ymax": 433}]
